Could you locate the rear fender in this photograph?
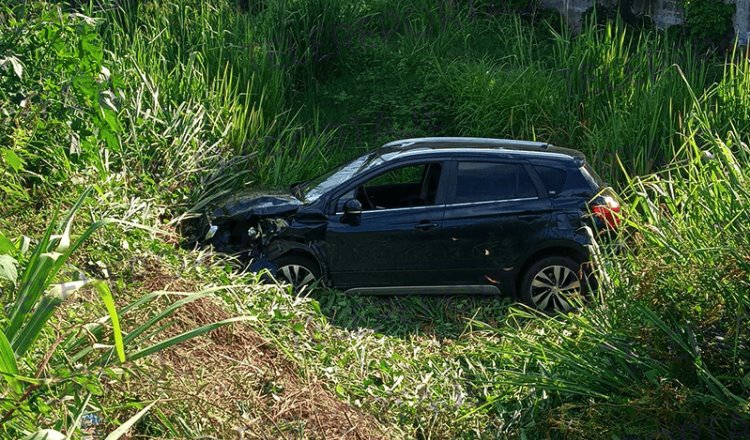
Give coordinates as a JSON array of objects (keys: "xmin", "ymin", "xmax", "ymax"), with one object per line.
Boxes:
[{"xmin": 513, "ymin": 239, "xmax": 592, "ymax": 296}]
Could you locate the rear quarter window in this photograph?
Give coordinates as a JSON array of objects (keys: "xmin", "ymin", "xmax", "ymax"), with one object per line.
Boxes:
[
  {"xmin": 532, "ymin": 165, "xmax": 567, "ymax": 195},
  {"xmin": 563, "ymin": 164, "xmax": 602, "ymax": 193},
  {"xmin": 532, "ymin": 162, "xmax": 604, "ymax": 195}
]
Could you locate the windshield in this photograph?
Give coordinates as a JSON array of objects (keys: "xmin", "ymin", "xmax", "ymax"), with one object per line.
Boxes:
[{"xmin": 301, "ymin": 153, "xmax": 383, "ymax": 203}]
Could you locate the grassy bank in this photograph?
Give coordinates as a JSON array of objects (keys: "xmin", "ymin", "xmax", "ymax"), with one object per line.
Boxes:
[{"xmin": 1, "ymin": 0, "xmax": 749, "ymax": 438}]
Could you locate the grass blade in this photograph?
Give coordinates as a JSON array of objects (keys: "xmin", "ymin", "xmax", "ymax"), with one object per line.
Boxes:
[
  {"xmin": 94, "ymin": 281, "xmax": 126, "ymax": 363},
  {"xmin": 0, "ymin": 330, "xmax": 21, "ymax": 394},
  {"xmin": 13, "ymin": 280, "xmax": 87, "ymax": 356},
  {"xmin": 104, "ymin": 401, "xmax": 157, "ymax": 440},
  {"xmin": 123, "ymin": 290, "xmax": 215, "ymax": 344},
  {"xmin": 128, "ymin": 316, "xmax": 250, "ymax": 361},
  {"xmin": 6, "ymin": 252, "xmax": 58, "ymax": 342}
]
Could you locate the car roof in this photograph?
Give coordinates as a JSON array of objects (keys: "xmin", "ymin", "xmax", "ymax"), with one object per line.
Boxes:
[{"xmin": 378, "ymin": 137, "xmax": 586, "ymax": 164}]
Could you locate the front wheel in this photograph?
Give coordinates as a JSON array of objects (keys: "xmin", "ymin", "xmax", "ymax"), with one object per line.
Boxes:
[
  {"xmin": 520, "ymin": 256, "xmax": 587, "ymax": 313},
  {"xmin": 273, "ymin": 254, "xmax": 321, "ymax": 292}
]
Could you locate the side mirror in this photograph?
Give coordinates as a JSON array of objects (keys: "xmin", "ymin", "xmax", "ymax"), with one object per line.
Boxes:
[
  {"xmin": 343, "ymin": 198, "xmax": 362, "ymax": 216},
  {"xmin": 289, "ymin": 181, "xmax": 305, "ymax": 199}
]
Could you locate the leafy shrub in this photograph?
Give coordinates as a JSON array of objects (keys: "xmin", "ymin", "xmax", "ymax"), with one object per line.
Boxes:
[
  {"xmin": 683, "ymin": 0, "xmax": 735, "ymax": 44},
  {"xmin": 0, "ymin": 4, "xmax": 120, "ymax": 201}
]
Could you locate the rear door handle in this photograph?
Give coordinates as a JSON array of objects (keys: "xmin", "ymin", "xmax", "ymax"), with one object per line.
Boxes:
[{"xmin": 414, "ymin": 221, "xmax": 438, "ymax": 231}]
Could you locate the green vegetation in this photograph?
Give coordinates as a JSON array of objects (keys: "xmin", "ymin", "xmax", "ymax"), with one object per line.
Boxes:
[
  {"xmin": 1, "ymin": 0, "xmax": 749, "ymax": 438},
  {"xmin": 683, "ymin": 0, "xmax": 736, "ymax": 43}
]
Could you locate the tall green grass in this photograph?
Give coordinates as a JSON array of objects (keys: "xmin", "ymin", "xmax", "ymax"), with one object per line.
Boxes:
[
  {"xmin": 0, "ymin": 190, "xmax": 248, "ymax": 437},
  {"xmin": 5, "ymin": 1, "xmax": 750, "ymax": 204},
  {"xmin": 95, "ymin": 0, "xmax": 342, "ymax": 202},
  {"xmin": 476, "ymin": 118, "xmax": 750, "ymax": 436},
  {"xmin": 1, "ymin": 1, "xmax": 344, "ymax": 216},
  {"xmin": 3, "ymin": 0, "xmax": 750, "ymax": 437},
  {"xmin": 8, "ymin": 0, "xmax": 749, "ymax": 203},
  {"xmin": 430, "ymin": 15, "xmax": 722, "ymax": 180}
]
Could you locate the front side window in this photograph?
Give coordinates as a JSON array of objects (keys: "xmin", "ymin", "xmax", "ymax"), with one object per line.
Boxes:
[
  {"xmin": 455, "ymin": 162, "xmax": 537, "ymax": 203},
  {"xmin": 303, "ymin": 153, "xmax": 385, "ymax": 203},
  {"xmin": 348, "ymin": 162, "xmax": 443, "ymax": 211}
]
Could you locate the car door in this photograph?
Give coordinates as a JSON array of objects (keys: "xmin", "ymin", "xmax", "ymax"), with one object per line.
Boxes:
[
  {"xmin": 437, "ymin": 159, "xmax": 552, "ymax": 289},
  {"xmin": 325, "ymin": 160, "xmax": 448, "ymax": 289}
]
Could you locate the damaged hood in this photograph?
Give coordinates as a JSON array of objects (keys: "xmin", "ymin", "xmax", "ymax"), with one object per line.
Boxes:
[{"xmin": 210, "ymin": 193, "xmax": 302, "ymax": 223}]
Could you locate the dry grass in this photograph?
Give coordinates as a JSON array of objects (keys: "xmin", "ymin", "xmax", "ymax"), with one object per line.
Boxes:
[{"xmin": 126, "ymin": 258, "xmax": 386, "ymax": 439}]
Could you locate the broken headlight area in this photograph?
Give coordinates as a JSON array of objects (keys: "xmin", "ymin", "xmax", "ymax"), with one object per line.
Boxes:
[
  {"xmin": 191, "ymin": 191, "xmax": 303, "ymax": 258},
  {"xmin": 201, "ymin": 215, "xmax": 291, "ymax": 259}
]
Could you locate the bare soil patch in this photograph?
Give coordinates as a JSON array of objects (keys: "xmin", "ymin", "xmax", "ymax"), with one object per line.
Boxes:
[{"xmin": 130, "ymin": 258, "xmax": 387, "ymax": 439}]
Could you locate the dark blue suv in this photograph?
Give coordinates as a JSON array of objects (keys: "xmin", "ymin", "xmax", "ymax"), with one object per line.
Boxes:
[{"xmin": 204, "ymin": 137, "xmax": 620, "ymax": 312}]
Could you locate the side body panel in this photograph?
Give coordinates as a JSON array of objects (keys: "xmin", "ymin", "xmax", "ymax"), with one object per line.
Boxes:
[
  {"xmin": 325, "ymin": 205, "xmax": 447, "ymax": 288},
  {"xmin": 438, "ymin": 197, "xmax": 555, "ymax": 292}
]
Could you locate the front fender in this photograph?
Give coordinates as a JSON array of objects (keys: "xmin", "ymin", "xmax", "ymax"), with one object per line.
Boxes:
[{"xmin": 263, "ymin": 239, "xmax": 326, "ymax": 273}]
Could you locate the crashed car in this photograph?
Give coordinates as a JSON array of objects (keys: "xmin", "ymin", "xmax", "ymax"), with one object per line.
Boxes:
[{"xmin": 202, "ymin": 137, "xmax": 620, "ymax": 312}]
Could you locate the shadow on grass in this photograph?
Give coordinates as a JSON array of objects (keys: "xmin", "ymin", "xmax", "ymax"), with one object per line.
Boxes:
[{"xmin": 310, "ymin": 289, "xmax": 513, "ymax": 339}]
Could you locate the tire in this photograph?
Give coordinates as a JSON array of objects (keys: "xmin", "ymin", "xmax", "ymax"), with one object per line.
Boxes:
[
  {"xmin": 273, "ymin": 254, "xmax": 321, "ymax": 292},
  {"xmin": 520, "ymin": 256, "xmax": 587, "ymax": 313}
]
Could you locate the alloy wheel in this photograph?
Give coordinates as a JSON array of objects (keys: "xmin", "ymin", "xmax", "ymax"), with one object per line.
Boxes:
[
  {"xmin": 277, "ymin": 264, "xmax": 317, "ymax": 289},
  {"xmin": 529, "ymin": 265, "xmax": 581, "ymax": 312}
]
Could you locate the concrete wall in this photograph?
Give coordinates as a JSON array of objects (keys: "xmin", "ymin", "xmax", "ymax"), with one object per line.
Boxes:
[
  {"xmin": 737, "ymin": 0, "xmax": 750, "ymax": 44},
  {"xmin": 539, "ymin": 0, "xmax": 750, "ymax": 44}
]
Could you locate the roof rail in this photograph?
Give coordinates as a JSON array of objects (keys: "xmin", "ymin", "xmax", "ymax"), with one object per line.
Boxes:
[{"xmin": 382, "ymin": 137, "xmax": 549, "ymax": 150}]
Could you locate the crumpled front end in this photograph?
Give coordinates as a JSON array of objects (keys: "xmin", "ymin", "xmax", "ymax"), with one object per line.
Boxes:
[{"xmin": 200, "ymin": 193, "xmax": 302, "ymax": 260}]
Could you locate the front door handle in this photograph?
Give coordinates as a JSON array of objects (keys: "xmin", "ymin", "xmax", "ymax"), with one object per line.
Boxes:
[{"xmin": 414, "ymin": 221, "xmax": 438, "ymax": 231}]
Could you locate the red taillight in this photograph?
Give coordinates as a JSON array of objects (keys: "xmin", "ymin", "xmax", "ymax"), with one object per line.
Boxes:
[{"xmin": 591, "ymin": 196, "xmax": 621, "ymax": 230}]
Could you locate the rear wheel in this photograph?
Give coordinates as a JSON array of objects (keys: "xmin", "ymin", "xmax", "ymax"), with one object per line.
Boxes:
[
  {"xmin": 274, "ymin": 254, "xmax": 321, "ymax": 292},
  {"xmin": 520, "ymin": 256, "xmax": 586, "ymax": 313}
]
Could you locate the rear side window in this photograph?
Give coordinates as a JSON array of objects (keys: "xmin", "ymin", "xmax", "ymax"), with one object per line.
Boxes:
[
  {"xmin": 455, "ymin": 162, "xmax": 537, "ymax": 203},
  {"xmin": 533, "ymin": 165, "xmax": 567, "ymax": 195}
]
